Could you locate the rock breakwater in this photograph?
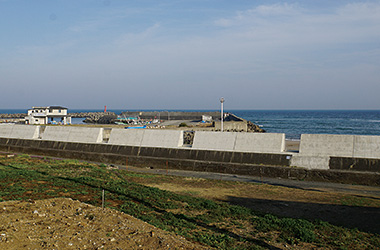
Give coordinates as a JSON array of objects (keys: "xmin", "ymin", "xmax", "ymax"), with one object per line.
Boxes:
[
  {"xmin": 0, "ymin": 113, "xmax": 26, "ymax": 119},
  {"xmin": 82, "ymin": 112, "xmax": 117, "ymax": 124}
]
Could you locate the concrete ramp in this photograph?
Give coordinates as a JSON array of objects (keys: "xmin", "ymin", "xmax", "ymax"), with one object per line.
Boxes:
[
  {"xmin": 141, "ymin": 130, "xmax": 183, "ymax": 148},
  {"xmin": 108, "ymin": 129, "xmax": 145, "ymax": 146},
  {"xmin": 192, "ymin": 131, "xmax": 237, "ymax": 151},
  {"xmin": 42, "ymin": 126, "xmax": 103, "ymax": 143},
  {"xmin": 235, "ymin": 133, "xmax": 285, "ymax": 153},
  {"xmin": 299, "ymin": 134, "xmax": 354, "ymax": 157},
  {"xmin": 0, "ymin": 124, "xmax": 14, "ymax": 138}
]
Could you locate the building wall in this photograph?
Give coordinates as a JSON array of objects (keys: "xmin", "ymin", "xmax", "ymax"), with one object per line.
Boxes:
[
  {"xmin": 26, "ymin": 107, "xmax": 70, "ymax": 125},
  {"xmin": 48, "ymin": 109, "xmax": 67, "ymax": 116}
]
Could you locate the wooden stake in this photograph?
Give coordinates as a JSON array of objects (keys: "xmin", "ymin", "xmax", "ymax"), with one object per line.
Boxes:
[{"xmin": 102, "ymin": 189, "xmax": 105, "ymax": 209}]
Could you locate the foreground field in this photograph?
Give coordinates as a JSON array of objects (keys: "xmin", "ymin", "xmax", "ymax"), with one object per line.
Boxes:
[
  {"xmin": 0, "ymin": 154, "xmax": 379, "ymax": 249},
  {"xmin": 0, "ymin": 198, "xmax": 205, "ymax": 249}
]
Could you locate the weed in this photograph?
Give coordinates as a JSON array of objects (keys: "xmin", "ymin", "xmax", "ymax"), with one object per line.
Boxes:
[
  {"xmin": 252, "ymin": 214, "xmax": 316, "ymax": 243},
  {"xmin": 0, "ymin": 155, "xmax": 379, "ymax": 250}
]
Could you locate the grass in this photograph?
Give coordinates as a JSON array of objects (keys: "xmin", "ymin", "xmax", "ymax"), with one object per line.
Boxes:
[{"xmin": 0, "ymin": 154, "xmax": 379, "ymax": 249}]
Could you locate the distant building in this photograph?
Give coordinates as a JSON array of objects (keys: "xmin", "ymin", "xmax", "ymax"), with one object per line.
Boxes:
[{"xmin": 25, "ymin": 106, "xmax": 72, "ymax": 125}]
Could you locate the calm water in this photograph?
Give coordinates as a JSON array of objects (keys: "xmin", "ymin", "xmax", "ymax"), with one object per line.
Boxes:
[{"xmin": 2, "ymin": 109, "xmax": 380, "ymax": 140}]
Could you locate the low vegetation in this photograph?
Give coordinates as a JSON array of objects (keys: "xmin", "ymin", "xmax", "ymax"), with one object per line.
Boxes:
[
  {"xmin": 0, "ymin": 154, "xmax": 379, "ymax": 249},
  {"xmin": 178, "ymin": 122, "xmax": 188, "ymax": 127}
]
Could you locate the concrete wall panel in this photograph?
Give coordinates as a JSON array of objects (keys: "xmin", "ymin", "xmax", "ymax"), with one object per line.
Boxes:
[
  {"xmin": 141, "ymin": 129, "xmax": 183, "ymax": 148},
  {"xmin": 290, "ymin": 155, "xmax": 330, "ymax": 170},
  {"xmin": 67, "ymin": 127, "xmax": 103, "ymax": 143},
  {"xmin": 235, "ymin": 133, "xmax": 285, "ymax": 153},
  {"xmin": 0, "ymin": 124, "xmax": 14, "ymax": 138},
  {"xmin": 9, "ymin": 125, "xmax": 40, "ymax": 139},
  {"xmin": 330, "ymin": 156, "xmax": 380, "ymax": 172},
  {"xmin": 42, "ymin": 126, "xmax": 103, "ymax": 143},
  {"xmin": 108, "ymin": 129, "xmax": 183, "ymax": 148},
  {"xmin": 108, "ymin": 129, "xmax": 144, "ymax": 146},
  {"xmin": 0, "ymin": 124, "xmax": 39, "ymax": 140},
  {"xmin": 192, "ymin": 131, "xmax": 237, "ymax": 151},
  {"xmin": 41, "ymin": 126, "xmax": 71, "ymax": 141},
  {"xmin": 353, "ymin": 135, "xmax": 380, "ymax": 159},
  {"xmin": 299, "ymin": 134, "xmax": 354, "ymax": 157}
]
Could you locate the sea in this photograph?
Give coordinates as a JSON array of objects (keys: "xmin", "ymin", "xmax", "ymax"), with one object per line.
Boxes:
[{"xmin": 2, "ymin": 109, "xmax": 380, "ymax": 140}]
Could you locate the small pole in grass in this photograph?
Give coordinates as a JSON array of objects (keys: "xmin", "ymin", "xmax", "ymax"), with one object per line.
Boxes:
[
  {"xmin": 166, "ymin": 161, "xmax": 168, "ymax": 175},
  {"xmin": 102, "ymin": 189, "xmax": 105, "ymax": 209},
  {"xmin": 126, "ymin": 157, "xmax": 128, "ymax": 171}
]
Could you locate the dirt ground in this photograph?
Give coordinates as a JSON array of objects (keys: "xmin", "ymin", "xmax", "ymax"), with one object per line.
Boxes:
[
  {"xmin": 0, "ymin": 198, "xmax": 207, "ymax": 250},
  {"xmin": 1, "ymin": 154, "xmax": 379, "ymax": 249},
  {"xmin": 121, "ymin": 167, "xmax": 380, "ymax": 235}
]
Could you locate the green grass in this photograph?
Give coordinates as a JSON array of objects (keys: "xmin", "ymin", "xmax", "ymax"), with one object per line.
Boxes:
[{"xmin": 0, "ymin": 155, "xmax": 379, "ymax": 249}]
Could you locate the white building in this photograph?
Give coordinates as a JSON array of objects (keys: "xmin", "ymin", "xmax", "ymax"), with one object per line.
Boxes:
[{"xmin": 25, "ymin": 106, "xmax": 72, "ymax": 125}]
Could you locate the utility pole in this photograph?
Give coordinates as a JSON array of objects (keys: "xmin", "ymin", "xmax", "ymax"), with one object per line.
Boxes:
[{"xmin": 220, "ymin": 97, "xmax": 224, "ymax": 132}]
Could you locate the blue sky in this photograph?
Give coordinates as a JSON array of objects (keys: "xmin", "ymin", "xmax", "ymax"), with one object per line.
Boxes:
[{"xmin": 1, "ymin": 0, "xmax": 380, "ymax": 110}]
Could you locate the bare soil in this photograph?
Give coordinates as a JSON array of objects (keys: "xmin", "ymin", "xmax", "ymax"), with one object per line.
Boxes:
[
  {"xmin": 0, "ymin": 198, "xmax": 207, "ymax": 250},
  {"xmin": 129, "ymin": 174, "xmax": 380, "ymax": 234}
]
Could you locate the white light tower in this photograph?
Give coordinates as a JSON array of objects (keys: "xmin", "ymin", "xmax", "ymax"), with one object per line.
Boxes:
[{"xmin": 220, "ymin": 97, "xmax": 225, "ymax": 132}]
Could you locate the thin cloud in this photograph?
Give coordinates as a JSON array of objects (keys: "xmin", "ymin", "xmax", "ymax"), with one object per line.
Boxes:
[
  {"xmin": 214, "ymin": 2, "xmax": 380, "ymax": 46},
  {"xmin": 115, "ymin": 23, "xmax": 162, "ymax": 46}
]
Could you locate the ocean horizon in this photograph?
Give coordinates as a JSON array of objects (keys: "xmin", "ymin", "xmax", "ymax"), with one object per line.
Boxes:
[{"xmin": 1, "ymin": 109, "xmax": 380, "ymax": 140}]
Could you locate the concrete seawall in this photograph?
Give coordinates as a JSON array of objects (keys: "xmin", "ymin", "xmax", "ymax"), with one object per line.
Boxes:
[
  {"xmin": 1, "ymin": 125, "xmax": 380, "ymax": 185},
  {"xmin": 1, "ymin": 137, "xmax": 379, "ymax": 186}
]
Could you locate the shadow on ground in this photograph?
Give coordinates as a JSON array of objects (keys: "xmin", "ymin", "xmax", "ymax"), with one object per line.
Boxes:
[{"xmin": 226, "ymin": 196, "xmax": 380, "ymax": 234}]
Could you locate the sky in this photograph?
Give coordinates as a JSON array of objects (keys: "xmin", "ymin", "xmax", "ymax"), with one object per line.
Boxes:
[{"xmin": 1, "ymin": 0, "xmax": 380, "ymax": 110}]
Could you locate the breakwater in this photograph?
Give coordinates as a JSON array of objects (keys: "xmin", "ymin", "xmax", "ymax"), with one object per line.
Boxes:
[
  {"xmin": 0, "ymin": 111, "xmax": 225, "ymax": 120},
  {"xmin": 0, "ymin": 112, "xmax": 118, "ymax": 118},
  {"xmin": 121, "ymin": 111, "xmax": 221, "ymax": 121},
  {"xmin": 1, "ymin": 111, "xmax": 265, "ymax": 133},
  {"xmin": 0, "ymin": 113, "xmax": 25, "ymax": 118}
]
